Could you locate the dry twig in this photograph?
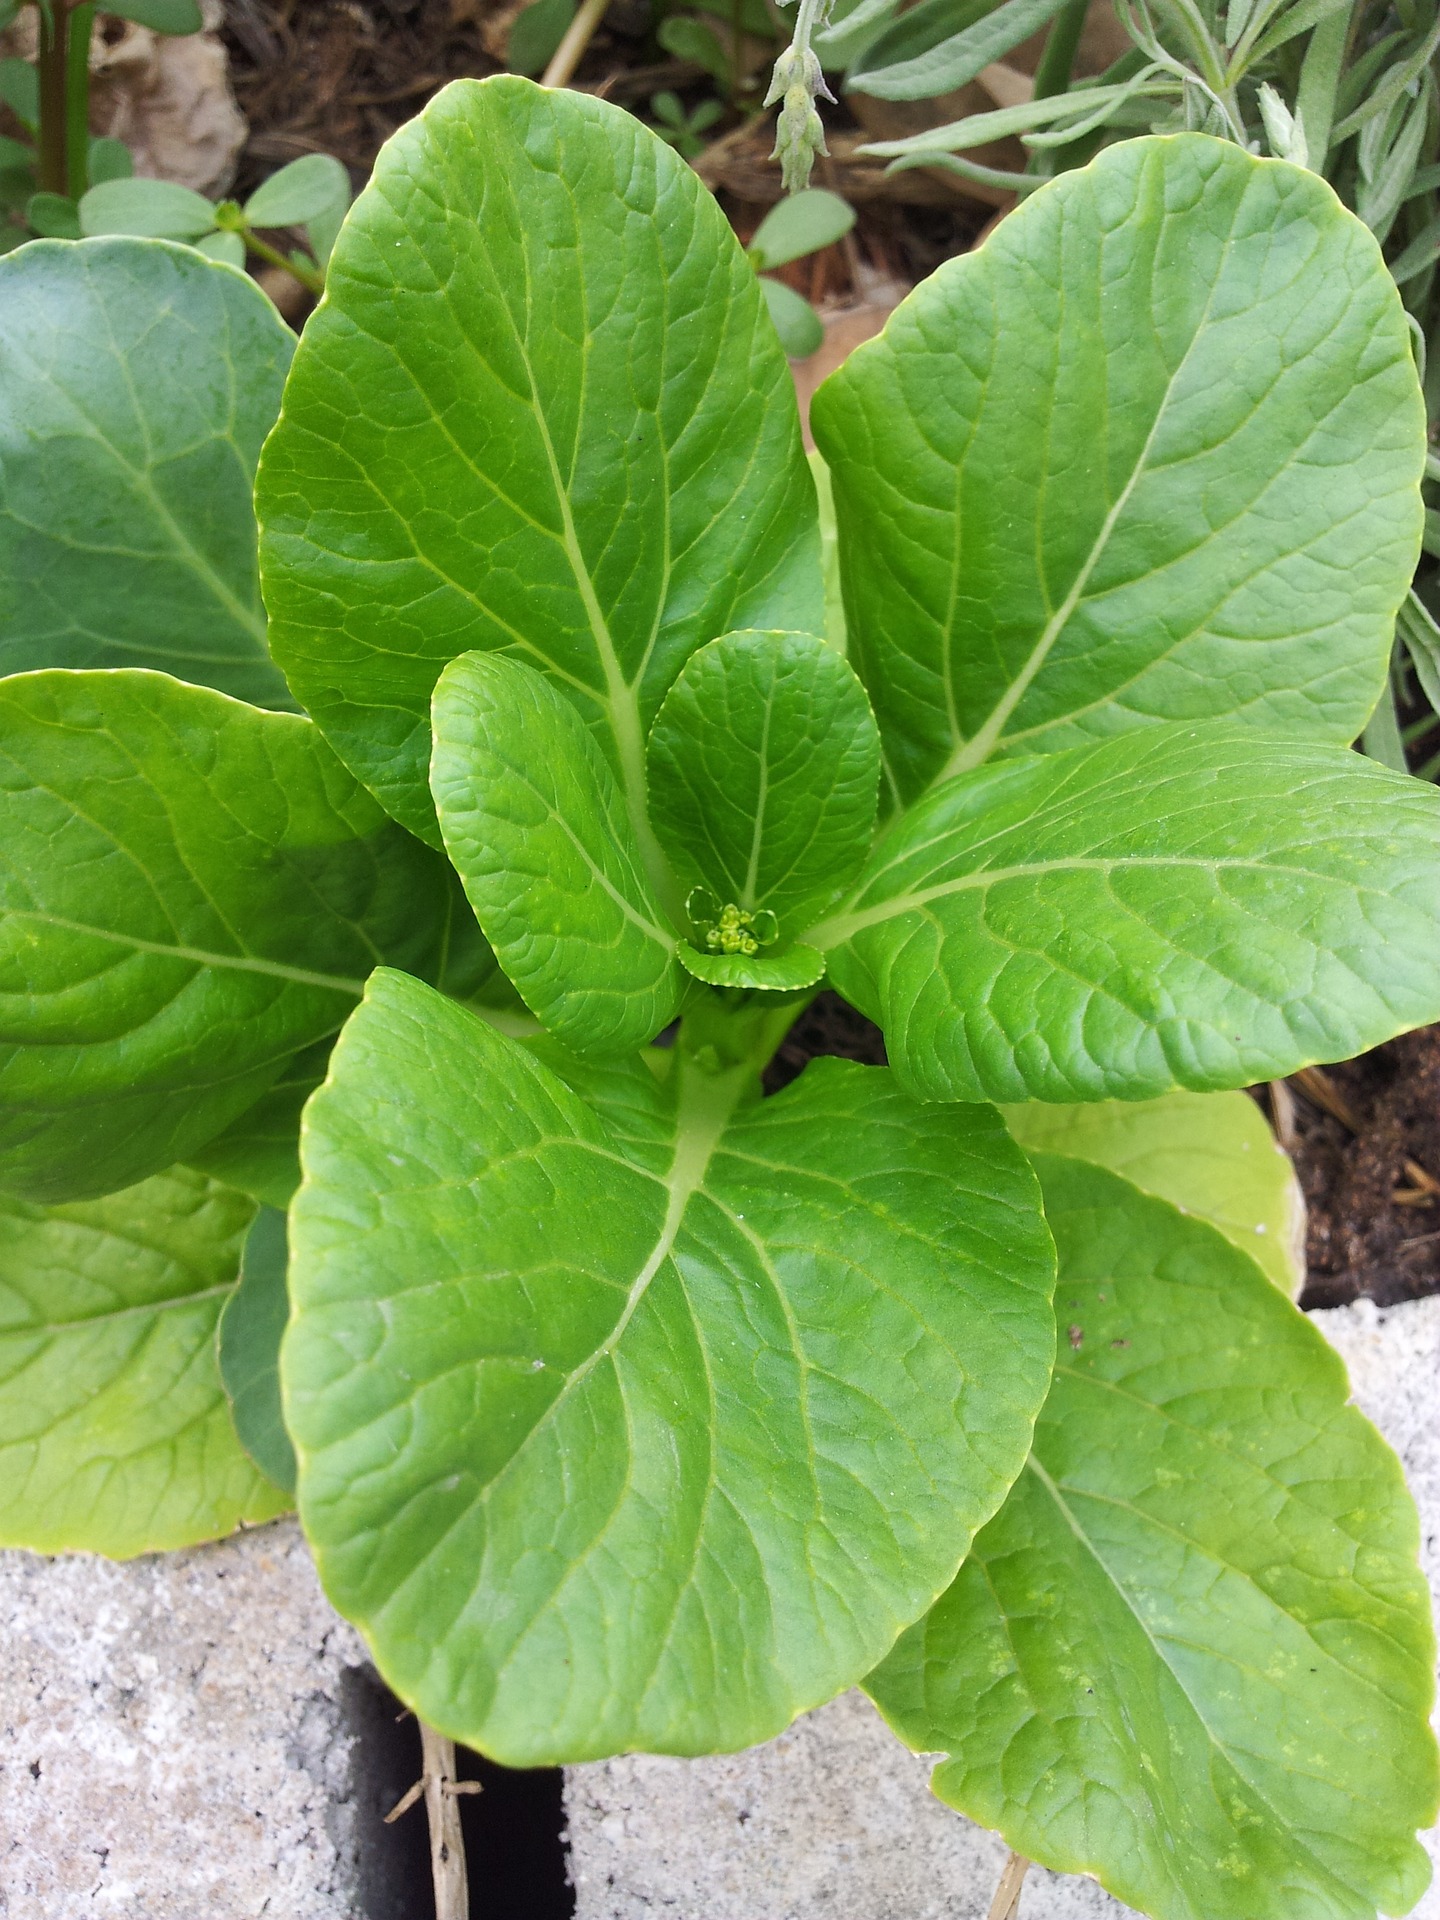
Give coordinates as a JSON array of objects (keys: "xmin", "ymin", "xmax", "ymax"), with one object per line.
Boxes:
[
  {"xmin": 383, "ymin": 1722, "xmax": 483, "ymax": 1920},
  {"xmin": 986, "ymin": 1849, "xmax": 1031, "ymax": 1920}
]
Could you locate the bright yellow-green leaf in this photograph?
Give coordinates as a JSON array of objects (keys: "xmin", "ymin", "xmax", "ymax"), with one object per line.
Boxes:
[
  {"xmin": 0, "ymin": 1168, "xmax": 286, "ymax": 1556},
  {"xmin": 1003, "ymin": 1089, "xmax": 1304, "ymax": 1293}
]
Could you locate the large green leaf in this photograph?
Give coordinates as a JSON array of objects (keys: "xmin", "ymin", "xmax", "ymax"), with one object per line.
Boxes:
[
  {"xmin": 867, "ymin": 1155, "xmax": 1439, "ymax": 1920},
  {"xmin": 430, "ymin": 651, "xmax": 683, "ymax": 1055},
  {"xmin": 185, "ymin": 1037, "xmax": 334, "ymax": 1208},
  {"xmin": 0, "ymin": 670, "xmax": 448, "ymax": 1203},
  {"xmin": 257, "ymin": 75, "xmax": 821, "ymax": 847},
  {"xmin": 0, "ymin": 239, "xmax": 294, "ymax": 707},
  {"xmin": 1003, "ymin": 1089, "xmax": 1304, "ymax": 1294},
  {"xmin": 812, "ymin": 136, "xmax": 1425, "ymax": 807},
  {"xmin": 284, "ymin": 967, "xmax": 1055, "ymax": 1764},
  {"xmin": 817, "ymin": 725, "xmax": 1440, "ymax": 1104},
  {"xmin": 647, "ymin": 630, "xmax": 880, "ymax": 941},
  {"xmin": 0, "ymin": 1167, "xmax": 287, "ymax": 1555}
]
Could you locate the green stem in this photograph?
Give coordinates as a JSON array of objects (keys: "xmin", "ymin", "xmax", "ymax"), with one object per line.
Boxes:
[
  {"xmin": 241, "ymin": 226, "xmax": 325, "ymax": 294},
  {"xmin": 1032, "ymin": 0, "xmax": 1089, "ymax": 99},
  {"xmin": 36, "ymin": 0, "xmax": 70, "ymax": 197},
  {"xmin": 65, "ymin": 1, "xmax": 93, "ymax": 200}
]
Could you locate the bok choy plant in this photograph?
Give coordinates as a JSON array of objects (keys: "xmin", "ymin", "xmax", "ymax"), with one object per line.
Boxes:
[{"xmin": 1, "ymin": 77, "xmax": 1438, "ymax": 1920}]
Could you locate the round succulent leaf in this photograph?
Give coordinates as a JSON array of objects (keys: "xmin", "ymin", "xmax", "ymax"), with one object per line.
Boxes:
[
  {"xmin": 78, "ymin": 177, "xmax": 218, "ymax": 241},
  {"xmin": 677, "ymin": 941, "xmax": 826, "ymax": 990},
  {"xmin": 0, "ymin": 238, "xmax": 293, "ymax": 705},
  {"xmin": 647, "ymin": 630, "xmax": 880, "ymax": 935},
  {"xmin": 812, "ymin": 136, "xmax": 1426, "ymax": 804},
  {"xmin": 748, "ymin": 189, "xmax": 856, "ymax": 271},
  {"xmin": 866, "ymin": 1154, "xmax": 1439, "ymax": 1920},
  {"xmin": 819, "ymin": 725, "xmax": 1440, "ymax": 1104},
  {"xmin": 257, "ymin": 75, "xmax": 820, "ymax": 846},
  {"xmin": 284, "ymin": 967, "xmax": 1056, "ymax": 1764},
  {"xmin": 242, "ymin": 153, "xmax": 350, "ymax": 230},
  {"xmin": 217, "ymin": 1205, "xmax": 296, "ymax": 1496},
  {"xmin": 0, "ymin": 1167, "xmax": 286, "ymax": 1555},
  {"xmin": 430, "ymin": 651, "xmax": 683, "ymax": 1056},
  {"xmin": 0, "ymin": 669, "xmax": 450, "ymax": 1204},
  {"xmin": 1003, "ymin": 1087, "xmax": 1304, "ymax": 1294}
]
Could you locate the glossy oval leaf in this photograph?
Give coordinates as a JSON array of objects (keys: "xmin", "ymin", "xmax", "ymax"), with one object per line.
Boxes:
[
  {"xmin": 0, "ymin": 239, "xmax": 293, "ymax": 705},
  {"xmin": 257, "ymin": 74, "xmax": 821, "ymax": 847},
  {"xmin": 0, "ymin": 1167, "xmax": 287, "ymax": 1555},
  {"xmin": 1004, "ymin": 1088, "xmax": 1305, "ymax": 1294},
  {"xmin": 284, "ymin": 967, "xmax": 1056, "ymax": 1765},
  {"xmin": 819, "ymin": 725, "xmax": 1440, "ymax": 1104},
  {"xmin": 867, "ymin": 1154, "xmax": 1439, "ymax": 1920},
  {"xmin": 217, "ymin": 1204, "xmax": 296, "ymax": 1496},
  {"xmin": 431, "ymin": 651, "xmax": 683, "ymax": 1056},
  {"xmin": 647, "ymin": 631, "xmax": 880, "ymax": 939},
  {"xmin": 812, "ymin": 136, "xmax": 1426, "ymax": 805},
  {"xmin": 0, "ymin": 669, "xmax": 449, "ymax": 1204}
]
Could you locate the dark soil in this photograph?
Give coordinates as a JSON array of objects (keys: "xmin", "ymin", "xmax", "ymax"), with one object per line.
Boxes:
[{"xmin": 1279, "ymin": 1027, "xmax": 1440, "ymax": 1309}]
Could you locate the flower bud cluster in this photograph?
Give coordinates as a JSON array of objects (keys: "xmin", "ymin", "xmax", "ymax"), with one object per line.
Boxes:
[{"xmin": 764, "ymin": 42, "xmax": 836, "ymax": 194}]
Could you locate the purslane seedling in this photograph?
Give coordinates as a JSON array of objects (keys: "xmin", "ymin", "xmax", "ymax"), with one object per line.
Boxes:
[{"xmin": 1, "ymin": 77, "xmax": 1438, "ymax": 1920}]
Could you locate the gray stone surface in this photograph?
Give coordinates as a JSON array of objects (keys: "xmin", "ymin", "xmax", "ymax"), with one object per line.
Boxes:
[
  {"xmin": 565, "ymin": 1295, "xmax": 1440, "ymax": 1920},
  {"xmin": 0, "ymin": 1518, "xmax": 406, "ymax": 1920}
]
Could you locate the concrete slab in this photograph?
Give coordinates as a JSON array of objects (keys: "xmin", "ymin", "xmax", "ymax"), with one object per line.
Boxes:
[
  {"xmin": 0, "ymin": 1518, "xmax": 411, "ymax": 1920},
  {"xmin": 565, "ymin": 1295, "xmax": 1440, "ymax": 1920}
]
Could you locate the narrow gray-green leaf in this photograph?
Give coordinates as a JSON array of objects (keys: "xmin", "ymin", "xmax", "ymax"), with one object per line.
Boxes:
[
  {"xmin": 0, "ymin": 670, "xmax": 448, "ymax": 1203},
  {"xmin": 0, "ymin": 239, "xmax": 293, "ymax": 705},
  {"xmin": 217, "ymin": 1205, "xmax": 296, "ymax": 1496},
  {"xmin": 648, "ymin": 630, "xmax": 880, "ymax": 939},
  {"xmin": 816, "ymin": 725, "xmax": 1440, "ymax": 1104},
  {"xmin": 285, "ymin": 967, "xmax": 1055, "ymax": 1764},
  {"xmin": 257, "ymin": 75, "xmax": 821, "ymax": 847},
  {"xmin": 431, "ymin": 652, "xmax": 682, "ymax": 1056},
  {"xmin": 849, "ymin": 0, "xmax": 1073, "ymax": 102},
  {"xmin": 0, "ymin": 1167, "xmax": 286, "ymax": 1555},
  {"xmin": 867, "ymin": 1155, "xmax": 1438, "ymax": 1920},
  {"xmin": 812, "ymin": 136, "xmax": 1425, "ymax": 806},
  {"xmin": 185, "ymin": 1036, "xmax": 334, "ymax": 1208}
]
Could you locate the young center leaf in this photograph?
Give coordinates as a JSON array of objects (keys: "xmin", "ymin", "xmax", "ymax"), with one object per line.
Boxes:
[
  {"xmin": 816, "ymin": 725, "xmax": 1440, "ymax": 1104},
  {"xmin": 257, "ymin": 75, "xmax": 821, "ymax": 847},
  {"xmin": 0, "ymin": 670, "xmax": 449, "ymax": 1204},
  {"xmin": 217, "ymin": 1205, "xmax": 296, "ymax": 1496},
  {"xmin": 812, "ymin": 136, "xmax": 1425, "ymax": 806},
  {"xmin": 0, "ymin": 1168, "xmax": 288, "ymax": 1555},
  {"xmin": 283, "ymin": 968, "xmax": 1056, "ymax": 1765},
  {"xmin": 430, "ymin": 651, "xmax": 683, "ymax": 1055},
  {"xmin": 648, "ymin": 630, "xmax": 880, "ymax": 993},
  {"xmin": 0, "ymin": 239, "xmax": 295, "ymax": 707},
  {"xmin": 1004, "ymin": 1088, "xmax": 1304, "ymax": 1294},
  {"xmin": 866, "ymin": 1156, "xmax": 1439, "ymax": 1920}
]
